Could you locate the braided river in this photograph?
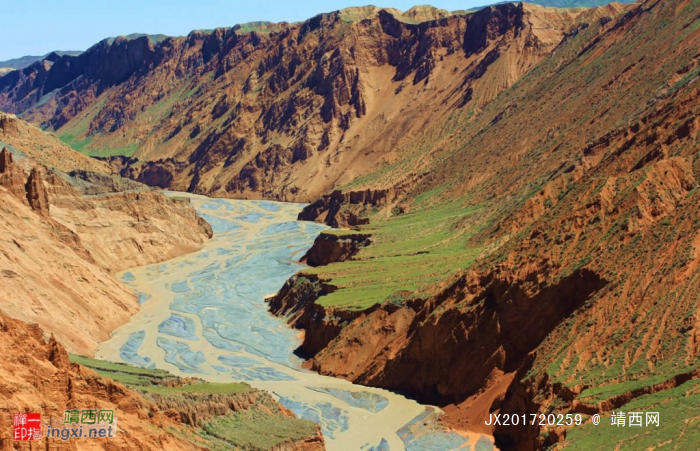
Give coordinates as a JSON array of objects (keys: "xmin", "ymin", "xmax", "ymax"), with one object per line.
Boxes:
[{"xmin": 97, "ymin": 193, "xmax": 493, "ymax": 451}]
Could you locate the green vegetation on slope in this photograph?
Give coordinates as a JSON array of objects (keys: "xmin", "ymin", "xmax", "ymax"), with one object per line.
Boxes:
[
  {"xmin": 59, "ymin": 125, "xmax": 139, "ymax": 157},
  {"xmin": 203, "ymin": 410, "xmax": 319, "ymax": 450},
  {"xmin": 305, "ymin": 198, "xmax": 485, "ymax": 310},
  {"xmin": 576, "ymin": 367, "xmax": 700, "ymax": 404},
  {"xmin": 70, "ymin": 354, "xmax": 252, "ymax": 395},
  {"xmin": 561, "ymin": 379, "xmax": 700, "ymax": 450},
  {"xmin": 70, "ymin": 355, "xmax": 319, "ymax": 450},
  {"xmin": 57, "ymin": 78, "xmax": 204, "ymax": 158},
  {"xmin": 55, "ymin": 97, "xmax": 140, "ymax": 157}
]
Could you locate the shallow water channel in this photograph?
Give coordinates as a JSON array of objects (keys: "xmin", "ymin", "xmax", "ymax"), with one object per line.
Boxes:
[{"xmin": 97, "ymin": 193, "xmax": 493, "ymax": 451}]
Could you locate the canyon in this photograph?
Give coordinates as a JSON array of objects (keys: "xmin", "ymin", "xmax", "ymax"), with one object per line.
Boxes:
[
  {"xmin": 1, "ymin": 0, "xmax": 700, "ymax": 449},
  {"xmin": 95, "ymin": 193, "xmax": 494, "ymax": 450}
]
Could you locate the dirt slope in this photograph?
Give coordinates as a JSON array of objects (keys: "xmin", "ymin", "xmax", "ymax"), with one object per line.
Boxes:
[
  {"xmin": 0, "ymin": 312, "xmax": 204, "ymax": 450},
  {"xmin": 0, "ymin": 114, "xmax": 211, "ymax": 355}
]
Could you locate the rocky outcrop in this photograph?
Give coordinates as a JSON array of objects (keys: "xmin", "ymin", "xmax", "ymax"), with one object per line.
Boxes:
[
  {"xmin": 269, "ymin": 275, "xmax": 351, "ymax": 357},
  {"xmin": 271, "ymin": 431, "xmax": 326, "ymax": 451},
  {"xmin": 302, "ymin": 231, "xmax": 371, "ymax": 266},
  {"xmin": 0, "ymin": 147, "xmax": 27, "ymax": 200},
  {"xmin": 0, "ymin": 112, "xmax": 19, "ymax": 133},
  {"xmin": 147, "ymin": 386, "xmax": 325, "ymax": 451},
  {"xmin": 0, "ymin": 147, "xmax": 50, "ymax": 214},
  {"xmin": 299, "ymin": 189, "xmax": 390, "ymax": 227},
  {"xmin": 64, "ymin": 168, "xmax": 146, "ymax": 194},
  {"xmin": 25, "ymin": 166, "xmax": 50, "ymax": 215},
  {"xmin": 0, "ymin": 111, "xmax": 114, "ymax": 174},
  {"xmin": 0, "ymin": 115, "xmax": 212, "ymax": 355},
  {"xmin": 131, "ymin": 159, "xmax": 183, "ymax": 188},
  {"xmin": 50, "ymin": 190, "xmax": 212, "ymax": 271},
  {"xmin": 274, "ymin": 264, "xmax": 608, "ymax": 403},
  {"xmin": 150, "ymin": 391, "xmax": 269, "ymax": 426},
  {"xmin": 0, "ymin": 146, "xmax": 12, "ymax": 171}
]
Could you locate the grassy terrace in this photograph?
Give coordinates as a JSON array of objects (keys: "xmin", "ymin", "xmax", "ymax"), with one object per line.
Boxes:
[
  {"xmin": 575, "ymin": 366, "xmax": 700, "ymax": 404},
  {"xmin": 71, "ymin": 355, "xmax": 319, "ymax": 450},
  {"xmin": 203, "ymin": 411, "xmax": 319, "ymax": 450},
  {"xmin": 70, "ymin": 354, "xmax": 252, "ymax": 395},
  {"xmin": 304, "ymin": 198, "xmax": 485, "ymax": 310}
]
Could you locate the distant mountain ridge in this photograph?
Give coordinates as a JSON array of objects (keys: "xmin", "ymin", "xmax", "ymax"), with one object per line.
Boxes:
[
  {"xmin": 529, "ymin": 0, "xmax": 636, "ymax": 6},
  {"xmin": 104, "ymin": 32, "xmax": 170, "ymax": 45},
  {"xmin": 0, "ymin": 0, "xmax": 636, "ymax": 73},
  {"xmin": 0, "ymin": 50, "xmax": 82, "ymax": 71},
  {"xmin": 0, "ymin": 35, "xmax": 169, "ymax": 73}
]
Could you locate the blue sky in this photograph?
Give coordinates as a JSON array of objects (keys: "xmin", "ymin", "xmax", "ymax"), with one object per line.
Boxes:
[{"xmin": 1, "ymin": 0, "xmax": 493, "ymax": 61}]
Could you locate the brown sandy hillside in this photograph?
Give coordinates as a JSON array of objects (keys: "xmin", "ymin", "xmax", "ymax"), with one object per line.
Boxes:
[
  {"xmin": 0, "ymin": 3, "xmax": 604, "ymax": 202},
  {"xmin": 0, "ymin": 312, "xmax": 204, "ymax": 450},
  {"xmin": 0, "ymin": 112, "xmax": 113, "ymax": 174},
  {"xmin": 0, "ymin": 312, "xmax": 324, "ymax": 450},
  {"xmin": 0, "ymin": 113, "xmax": 211, "ymax": 355}
]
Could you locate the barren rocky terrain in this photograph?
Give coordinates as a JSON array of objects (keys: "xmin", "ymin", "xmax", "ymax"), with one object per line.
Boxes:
[{"xmin": 0, "ymin": 112, "xmax": 212, "ymax": 354}]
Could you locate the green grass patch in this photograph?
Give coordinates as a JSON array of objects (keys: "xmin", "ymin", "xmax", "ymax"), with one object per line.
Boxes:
[
  {"xmin": 318, "ymin": 228, "xmax": 368, "ymax": 237},
  {"xmin": 562, "ymin": 379, "xmax": 700, "ymax": 450},
  {"xmin": 578, "ymin": 367, "xmax": 700, "ymax": 403},
  {"xmin": 69, "ymin": 354, "xmax": 251, "ymax": 395},
  {"xmin": 69, "ymin": 355, "xmax": 317, "ymax": 450},
  {"xmin": 56, "ymin": 98, "xmax": 105, "ymax": 151},
  {"xmin": 203, "ymin": 408, "xmax": 319, "ymax": 450},
  {"xmin": 55, "ymin": 95, "xmax": 139, "ymax": 157},
  {"xmin": 82, "ymin": 144, "xmax": 139, "ymax": 158},
  {"xmin": 306, "ymin": 200, "xmax": 484, "ymax": 309}
]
